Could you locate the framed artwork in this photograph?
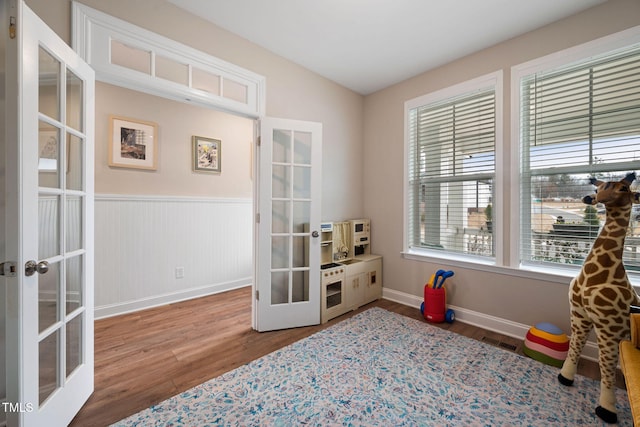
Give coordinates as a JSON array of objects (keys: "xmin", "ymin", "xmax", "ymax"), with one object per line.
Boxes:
[
  {"xmin": 192, "ymin": 135, "xmax": 221, "ymax": 173},
  {"xmin": 109, "ymin": 115, "xmax": 158, "ymax": 170}
]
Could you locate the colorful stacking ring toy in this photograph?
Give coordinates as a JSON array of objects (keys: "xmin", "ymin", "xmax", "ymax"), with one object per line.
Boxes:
[{"xmin": 523, "ymin": 322, "xmax": 569, "ymax": 368}]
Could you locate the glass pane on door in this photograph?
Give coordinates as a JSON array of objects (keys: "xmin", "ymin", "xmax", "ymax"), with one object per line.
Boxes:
[
  {"xmin": 271, "ymin": 271, "xmax": 288, "ymax": 304},
  {"xmin": 38, "ymin": 261, "xmax": 60, "ymax": 333},
  {"xmin": 293, "ymin": 166, "xmax": 311, "ymax": 199},
  {"xmin": 272, "ymin": 165, "xmax": 289, "ymax": 198},
  {"xmin": 292, "ymin": 236, "xmax": 307, "ymax": 268},
  {"xmin": 66, "ymin": 195, "xmax": 83, "ymax": 252},
  {"xmin": 292, "ymin": 271, "xmax": 309, "ymax": 303},
  {"xmin": 39, "ymin": 331, "xmax": 59, "ymax": 405},
  {"xmin": 39, "ymin": 47, "xmax": 60, "ymax": 120},
  {"xmin": 39, "ymin": 195, "xmax": 60, "ymax": 260},
  {"xmin": 293, "ymin": 201, "xmax": 310, "ymax": 233},
  {"xmin": 272, "ymin": 200, "xmax": 289, "ymax": 233},
  {"xmin": 66, "ymin": 255, "xmax": 83, "ymax": 315},
  {"xmin": 273, "ymin": 129, "xmax": 291, "ymax": 163},
  {"xmin": 66, "ymin": 133, "xmax": 84, "ymax": 191},
  {"xmin": 38, "ymin": 122, "xmax": 60, "ymax": 188},
  {"xmin": 294, "ymin": 131, "xmax": 312, "ymax": 164},
  {"xmin": 66, "ymin": 67, "xmax": 83, "ymax": 132},
  {"xmin": 271, "ymin": 236, "xmax": 289, "ymax": 269},
  {"xmin": 66, "ymin": 314, "xmax": 83, "ymax": 377}
]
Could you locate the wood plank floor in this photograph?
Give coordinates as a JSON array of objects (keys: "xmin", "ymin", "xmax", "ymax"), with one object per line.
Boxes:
[{"xmin": 70, "ymin": 286, "xmax": 620, "ymax": 426}]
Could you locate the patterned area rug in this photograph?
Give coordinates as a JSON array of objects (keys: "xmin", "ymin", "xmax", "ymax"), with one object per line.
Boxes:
[{"xmin": 113, "ymin": 307, "xmax": 632, "ymax": 426}]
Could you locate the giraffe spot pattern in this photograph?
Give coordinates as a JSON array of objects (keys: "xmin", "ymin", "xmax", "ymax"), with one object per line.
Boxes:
[
  {"xmin": 612, "ymin": 224, "xmax": 627, "ymax": 235},
  {"xmin": 584, "ymin": 262, "xmax": 599, "ymax": 275},
  {"xmin": 596, "ymin": 253, "xmax": 614, "ymax": 267},
  {"xmin": 587, "ymin": 270, "xmax": 610, "ymax": 286}
]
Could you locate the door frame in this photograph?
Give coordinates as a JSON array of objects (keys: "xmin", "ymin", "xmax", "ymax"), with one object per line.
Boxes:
[{"xmin": 72, "ymin": 2, "xmax": 323, "ymax": 333}]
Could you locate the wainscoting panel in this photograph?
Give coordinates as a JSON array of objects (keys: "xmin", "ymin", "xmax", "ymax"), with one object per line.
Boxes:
[{"xmin": 94, "ymin": 195, "xmax": 253, "ymax": 318}]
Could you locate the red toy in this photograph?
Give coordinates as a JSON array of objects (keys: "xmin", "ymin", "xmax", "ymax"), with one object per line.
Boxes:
[{"xmin": 420, "ymin": 269, "xmax": 455, "ymax": 323}]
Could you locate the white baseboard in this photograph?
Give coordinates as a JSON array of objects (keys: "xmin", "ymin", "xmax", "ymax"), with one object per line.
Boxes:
[
  {"xmin": 95, "ymin": 279, "xmax": 252, "ymax": 319},
  {"xmin": 382, "ymin": 287, "xmax": 600, "ymax": 363}
]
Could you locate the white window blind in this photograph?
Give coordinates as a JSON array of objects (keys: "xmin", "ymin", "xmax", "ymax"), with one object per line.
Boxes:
[
  {"xmin": 520, "ymin": 45, "xmax": 640, "ymax": 269},
  {"xmin": 408, "ymin": 87, "xmax": 496, "ymax": 259}
]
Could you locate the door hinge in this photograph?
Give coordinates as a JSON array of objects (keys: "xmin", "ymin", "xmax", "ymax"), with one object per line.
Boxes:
[
  {"xmin": 255, "ymin": 290, "xmax": 259, "ymax": 300},
  {"xmin": 0, "ymin": 262, "xmax": 17, "ymax": 277},
  {"xmin": 256, "ymin": 213, "xmax": 260, "ymax": 223},
  {"xmin": 9, "ymin": 16, "xmax": 16, "ymax": 39},
  {"xmin": 256, "ymin": 136, "xmax": 261, "ymax": 146}
]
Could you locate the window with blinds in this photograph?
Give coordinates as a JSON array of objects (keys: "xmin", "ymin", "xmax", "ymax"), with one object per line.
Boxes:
[
  {"xmin": 407, "ymin": 85, "xmax": 496, "ymax": 259},
  {"xmin": 519, "ymin": 45, "xmax": 640, "ymax": 270}
]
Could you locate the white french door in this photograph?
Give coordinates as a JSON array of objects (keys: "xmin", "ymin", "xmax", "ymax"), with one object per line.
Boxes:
[
  {"xmin": 4, "ymin": 2, "xmax": 95, "ymax": 426},
  {"xmin": 255, "ymin": 118, "xmax": 322, "ymax": 332}
]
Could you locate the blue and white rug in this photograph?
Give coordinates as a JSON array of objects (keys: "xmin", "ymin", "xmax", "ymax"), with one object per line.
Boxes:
[{"xmin": 113, "ymin": 307, "xmax": 632, "ymax": 426}]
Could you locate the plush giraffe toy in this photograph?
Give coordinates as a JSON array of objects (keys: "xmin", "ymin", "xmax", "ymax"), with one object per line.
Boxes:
[{"xmin": 558, "ymin": 172, "xmax": 640, "ymax": 424}]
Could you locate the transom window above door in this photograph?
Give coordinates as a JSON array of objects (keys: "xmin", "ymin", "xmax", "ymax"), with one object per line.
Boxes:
[{"xmin": 72, "ymin": 2, "xmax": 265, "ymax": 118}]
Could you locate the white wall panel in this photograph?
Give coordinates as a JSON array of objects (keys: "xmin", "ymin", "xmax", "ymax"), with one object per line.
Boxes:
[{"xmin": 94, "ymin": 195, "xmax": 252, "ymax": 318}]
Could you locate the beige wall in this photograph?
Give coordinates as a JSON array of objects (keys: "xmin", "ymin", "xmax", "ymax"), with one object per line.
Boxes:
[
  {"xmin": 95, "ymin": 83, "xmax": 253, "ymax": 197},
  {"xmin": 363, "ymin": 0, "xmax": 640, "ymax": 329},
  {"xmin": 27, "ymin": 0, "xmax": 365, "ymax": 218}
]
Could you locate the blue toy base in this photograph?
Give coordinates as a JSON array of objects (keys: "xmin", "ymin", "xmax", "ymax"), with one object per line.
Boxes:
[{"xmin": 445, "ymin": 309, "xmax": 455, "ymax": 323}]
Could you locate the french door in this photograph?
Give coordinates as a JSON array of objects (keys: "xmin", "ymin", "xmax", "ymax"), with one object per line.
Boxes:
[
  {"xmin": 255, "ymin": 118, "xmax": 322, "ymax": 331},
  {"xmin": 4, "ymin": 2, "xmax": 95, "ymax": 426}
]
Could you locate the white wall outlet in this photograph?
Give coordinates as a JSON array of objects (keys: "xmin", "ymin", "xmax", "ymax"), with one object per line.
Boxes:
[{"xmin": 175, "ymin": 267, "xmax": 185, "ymax": 279}]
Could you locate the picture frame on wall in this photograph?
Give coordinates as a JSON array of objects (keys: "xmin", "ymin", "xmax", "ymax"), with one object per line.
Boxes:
[
  {"xmin": 109, "ymin": 115, "xmax": 158, "ymax": 170},
  {"xmin": 192, "ymin": 135, "xmax": 221, "ymax": 173}
]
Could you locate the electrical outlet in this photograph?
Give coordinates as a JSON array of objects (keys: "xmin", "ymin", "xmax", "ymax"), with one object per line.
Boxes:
[{"xmin": 175, "ymin": 267, "xmax": 185, "ymax": 279}]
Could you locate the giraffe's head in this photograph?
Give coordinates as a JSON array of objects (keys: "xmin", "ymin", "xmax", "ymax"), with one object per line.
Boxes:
[{"xmin": 582, "ymin": 172, "xmax": 640, "ymax": 207}]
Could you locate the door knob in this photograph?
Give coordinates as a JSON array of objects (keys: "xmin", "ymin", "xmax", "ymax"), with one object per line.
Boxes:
[
  {"xmin": 25, "ymin": 260, "xmax": 49, "ymax": 277},
  {"xmin": 312, "ymin": 230, "xmax": 319, "ymax": 238}
]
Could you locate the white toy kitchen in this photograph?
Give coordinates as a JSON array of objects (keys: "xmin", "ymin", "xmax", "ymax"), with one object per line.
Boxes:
[{"xmin": 320, "ymin": 219, "xmax": 383, "ymax": 323}]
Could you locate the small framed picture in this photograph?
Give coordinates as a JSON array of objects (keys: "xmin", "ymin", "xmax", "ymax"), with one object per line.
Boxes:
[
  {"xmin": 193, "ymin": 136, "xmax": 221, "ymax": 173},
  {"xmin": 109, "ymin": 115, "xmax": 158, "ymax": 170}
]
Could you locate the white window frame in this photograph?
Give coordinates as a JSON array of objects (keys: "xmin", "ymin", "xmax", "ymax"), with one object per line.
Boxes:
[
  {"xmin": 511, "ymin": 25, "xmax": 640, "ymax": 277},
  {"xmin": 72, "ymin": 2, "xmax": 266, "ymax": 118},
  {"xmin": 403, "ymin": 71, "xmax": 504, "ymax": 266}
]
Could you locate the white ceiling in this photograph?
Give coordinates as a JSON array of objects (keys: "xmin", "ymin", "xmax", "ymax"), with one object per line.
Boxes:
[{"xmin": 169, "ymin": 0, "xmax": 606, "ymax": 95}]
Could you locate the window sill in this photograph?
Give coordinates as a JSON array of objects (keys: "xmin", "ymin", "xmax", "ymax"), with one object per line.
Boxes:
[{"xmin": 401, "ymin": 249, "xmax": 640, "ymax": 289}]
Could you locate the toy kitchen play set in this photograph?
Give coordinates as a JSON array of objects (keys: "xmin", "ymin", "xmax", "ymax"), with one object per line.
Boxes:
[{"xmin": 320, "ymin": 219, "xmax": 382, "ymax": 323}]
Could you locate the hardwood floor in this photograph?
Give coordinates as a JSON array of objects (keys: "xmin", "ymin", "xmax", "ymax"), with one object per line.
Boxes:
[{"xmin": 70, "ymin": 286, "xmax": 620, "ymax": 426}]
